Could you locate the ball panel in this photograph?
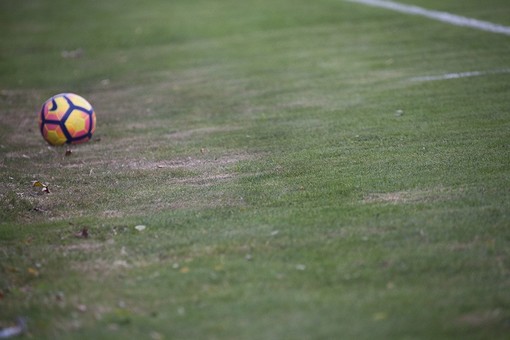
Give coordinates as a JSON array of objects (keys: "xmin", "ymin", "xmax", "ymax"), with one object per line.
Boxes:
[
  {"xmin": 43, "ymin": 96, "xmax": 70, "ymax": 121},
  {"xmin": 65, "ymin": 110, "xmax": 89, "ymax": 138},
  {"xmin": 67, "ymin": 93, "xmax": 92, "ymax": 111},
  {"xmin": 42, "ymin": 123, "xmax": 67, "ymax": 146}
]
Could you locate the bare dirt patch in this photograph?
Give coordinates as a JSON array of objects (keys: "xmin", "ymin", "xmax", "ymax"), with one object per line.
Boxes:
[
  {"xmin": 363, "ymin": 187, "xmax": 462, "ymax": 204},
  {"xmin": 165, "ymin": 126, "xmax": 241, "ymax": 141},
  {"xmin": 455, "ymin": 310, "xmax": 503, "ymax": 327},
  {"xmin": 61, "ymin": 241, "xmax": 104, "ymax": 253},
  {"xmin": 130, "ymin": 152, "xmax": 252, "ymax": 171}
]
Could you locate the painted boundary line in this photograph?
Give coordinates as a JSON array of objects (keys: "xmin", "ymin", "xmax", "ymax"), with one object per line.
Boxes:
[
  {"xmin": 346, "ymin": 0, "xmax": 510, "ymax": 36},
  {"xmin": 410, "ymin": 69, "xmax": 510, "ymax": 82}
]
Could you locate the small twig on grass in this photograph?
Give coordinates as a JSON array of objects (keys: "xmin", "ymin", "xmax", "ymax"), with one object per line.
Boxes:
[{"xmin": 74, "ymin": 227, "xmax": 89, "ymax": 238}]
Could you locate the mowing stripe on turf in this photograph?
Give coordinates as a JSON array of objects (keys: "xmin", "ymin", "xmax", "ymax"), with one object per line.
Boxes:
[
  {"xmin": 410, "ymin": 68, "xmax": 510, "ymax": 82},
  {"xmin": 346, "ymin": 0, "xmax": 510, "ymax": 36}
]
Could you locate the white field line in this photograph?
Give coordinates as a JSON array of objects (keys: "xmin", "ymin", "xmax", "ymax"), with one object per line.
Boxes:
[
  {"xmin": 346, "ymin": 0, "xmax": 510, "ymax": 36},
  {"xmin": 410, "ymin": 69, "xmax": 510, "ymax": 82}
]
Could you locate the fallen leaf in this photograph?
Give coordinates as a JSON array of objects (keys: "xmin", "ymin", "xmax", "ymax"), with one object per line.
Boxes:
[
  {"xmin": 32, "ymin": 180, "xmax": 50, "ymax": 193},
  {"xmin": 134, "ymin": 225, "xmax": 146, "ymax": 231},
  {"xmin": 179, "ymin": 267, "xmax": 190, "ymax": 274},
  {"xmin": 32, "ymin": 180, "xmax": 44, "ymax": 188},
  {"xmin": 27, "ymin": 267, "xmax": 39, "ymax": 277}
]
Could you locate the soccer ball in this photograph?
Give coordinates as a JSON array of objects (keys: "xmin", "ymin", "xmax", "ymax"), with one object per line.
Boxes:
[{"xmin": 39, "ymin": 93, "xmax": 96, "ymax": 146}]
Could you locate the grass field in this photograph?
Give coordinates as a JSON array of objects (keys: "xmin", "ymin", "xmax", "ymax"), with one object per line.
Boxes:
[{"xmin": 1, "ymin": 0, "xmax": 510, "ymax": 338}]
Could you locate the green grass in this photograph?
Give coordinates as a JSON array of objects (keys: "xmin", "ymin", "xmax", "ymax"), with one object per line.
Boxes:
[{"xmin": 1, "ymin": 0, "xmax": 510, "ymax": 338}]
